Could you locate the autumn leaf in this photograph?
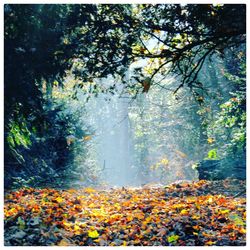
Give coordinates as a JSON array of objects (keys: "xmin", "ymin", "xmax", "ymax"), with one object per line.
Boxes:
[
  {"xmin": 219, "ymin": 209, "xmax": 230, "ymax": 214},
  {"xmin": 58, "ymin": 239, "xmax": 72, "ymax": 246},
  {"xmin": 207, "ymin": 137, "xmax": 215, "ymax": 144},
  {"xmin": 55, "ymin": 197, "xmax": 64, "ymax": 203},
  {"xmin": 192, "ymin": 215, "xmax": 200, "ymax": 220},
  {"xmin": 207, "ymin": 197, "xmax": 213, "ymax": 203},
  {"xmin": 5, "ymin": 207, "xmax": 18, "ymax": 217},
  {"xmin": 180, "ymin": 209, "xmax": 189, "ymax": 215},
  {"xmin": 83, "ymin": 135, "xmax": 91, "ymax": 141},
  {"xmin": 206, "ymin": 240, "xmax": 216, "ymax": 245},
  {"xmin": 239, "ymin": 228, "xmax": 246, "ymax": 234},
  {"xmin": 83, "ymin": 187, "xmax": 96, "ymax": 193},
  {"xmin": 153, "ymin": 29, "xmax": 161, "ymax": 34},
  {"xmin": 4, "ymin": 180, "xmax": 246, "ymax": 246},
  {"xmin": 88, "ymin": 229, "xmax": 99, "ymax": 238}
]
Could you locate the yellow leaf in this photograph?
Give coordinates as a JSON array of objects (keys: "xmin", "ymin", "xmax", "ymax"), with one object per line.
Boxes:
[
  {"xmin": 83, "ymin": 135, "xmax": 91, "ymax": 141},
  {"xmin": 84, "ymin": 187, "xmax": 96, "ymax": 193},
  {"xmin": 74, "ymin": 225, "xmax": 81, "ymax": 231},
  {"xmin": 207, "ymin": 137, "xmax": 215, "ymax": 144},
  {"xmin": 207, "ymin": 197, "xmax": 213, "ymax": 203},
  {"xmin": 142, "ymin": 216, "xmax": 151, "ymax": 225},
  {"xmin": 92, "ymin": 208, "xmax": 107, "ymax": 217},
  {"xmin": 180, "ymin": 209, "xmax": 189, "ymax": 215},
  {"xmin": 88, "ymin": 230, "xmax": 99, "ymax": 238},
  {"xmin": 239, "ymin": 228, "xmax": 246, "ymax": 234},
  {"xmin": 126, "ymin": 215, "xmax": 133, "ymax": 222},
  {"xmin": 161, "ymin": 158, "xmax": 169, "ymax": 165},
  {"xmin": 206, "ymin": 241, "xmax": 215, "ymax": 246},
  {"xmin": 195, "ymin": 204, "xmax": 201, "ymax": 210},
  {"xmin": 5, "ymin": 207, "xmax": 17, "ymax": 216},
  {"xmin": 219, "ymin": 209, "xmax": 230, "ymax": 214},
  {"xmin": 63, "ymin": 221, "xmax": 72, "ymax": 228},
  {"xmin": 55, "ymin": 197, "xmax": 63, "ymax": 203},
  {"xmin": 192, "ymin": 215, "xmax": 200, "ymax": 220}
]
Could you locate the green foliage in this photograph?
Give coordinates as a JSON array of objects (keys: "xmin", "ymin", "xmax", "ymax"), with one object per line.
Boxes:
[
  {"xmin": 4, "ymin": 4, "xmax": 246, "ymax": 187},
  {"xmin": 17, "ymin": 217, "xmax": 25, "ymax": 230},
  {"xmin": 207, "ymin": 57, "xmax": 246, "ymax": 158},
  {"xmin": 12, "ymin": 176, "xmax": 36, "ymax": 189},
  {"xmin": 206, "ymin": 149, "xmax": 218, "ymax": 160},
  {"xmin": 167, "ymin": 234, "xmax": 179, "ymax": 243},
  {"xmin": 7, "ymin": 119, "xmax": 31, "ymax": 149}
]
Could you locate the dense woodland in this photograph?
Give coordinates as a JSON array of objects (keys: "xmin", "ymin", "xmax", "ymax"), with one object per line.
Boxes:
[{"xmin": 4, "ymin": 4, "xmax": 246, "ymax": 246}]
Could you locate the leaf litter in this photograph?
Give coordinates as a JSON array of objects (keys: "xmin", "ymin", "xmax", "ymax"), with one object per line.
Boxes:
[{"xmin": 4, "ymin": 179, "xmax": 246, "ymax": 246}]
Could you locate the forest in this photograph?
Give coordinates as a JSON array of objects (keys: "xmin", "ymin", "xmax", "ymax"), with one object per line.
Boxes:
[{"xmin": 4, "ymin": 4, "xmax": 246, "ymax": 246}]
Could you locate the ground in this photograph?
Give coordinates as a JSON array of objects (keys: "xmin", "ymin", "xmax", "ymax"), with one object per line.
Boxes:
[{"xmin": 4, "ymin": 179, "xmax": 246, "ymax": 246}]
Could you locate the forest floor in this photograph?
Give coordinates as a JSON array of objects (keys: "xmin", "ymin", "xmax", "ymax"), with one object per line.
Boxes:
[{"xmin": 4, "ymin": 179, "xmax": 246, "ymax": 246}]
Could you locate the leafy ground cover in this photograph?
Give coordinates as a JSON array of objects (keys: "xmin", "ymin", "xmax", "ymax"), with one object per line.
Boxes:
[{"xmin": 4, "ymin": 179, "xmax": 246, "ymax": 246}]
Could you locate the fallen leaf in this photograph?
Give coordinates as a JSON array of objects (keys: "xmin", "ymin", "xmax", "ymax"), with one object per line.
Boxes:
[{"xmin": 88, "ymin": 229, "xmax": 99, "ymax": 238}]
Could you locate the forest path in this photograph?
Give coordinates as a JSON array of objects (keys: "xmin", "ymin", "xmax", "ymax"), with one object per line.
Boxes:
[{"xmin": 4, "ymin": 180, "xmax": 246, "ymax": 246}]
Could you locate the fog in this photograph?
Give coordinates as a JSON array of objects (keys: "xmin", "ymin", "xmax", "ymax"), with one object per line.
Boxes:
[{"xmin": 81, "ymin": 74, "xmax": 198, "ymax": 188}]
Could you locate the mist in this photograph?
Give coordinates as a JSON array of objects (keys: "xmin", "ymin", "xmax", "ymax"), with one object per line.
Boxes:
[{"xmin": 80, "ymin": 74, "xmax": 198, "ymax": 188}]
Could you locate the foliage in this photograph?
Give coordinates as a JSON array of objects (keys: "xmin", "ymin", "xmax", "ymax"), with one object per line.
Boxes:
[
  {"xmin": 126, "ymin": 4, "xmax": 246, "ymax": 95},
  {"xmin": 4, "ymin": 180, "xmax": 246, "ymax": 246},
  {"xmin": 7, "ymin": 118, "xmax": 32, "ymax": 150},
  {"xmin": 4, "ymin": 5, "xmax": 98, "ymax": 187},
  {"xmin": 201, "ymin": 51, "xmax": 246, "ymax": 176},
  {"xmin": 209, "ymin": 73, "xmax": 246, "ymax": 157},
  {"xmin": 206, "ymin": 149, "xmax": 218, "ymax": 160},
  {"xmin": 4, "ymin": 99, "xmax": 95, "ymax": 189},
  {"xmin": 128, "ymin": 81, "xmax": 202, "ymax": 184},
  {"xmin": 4, "ymin": 4, "xmax": 72, "ymax": 186},
  {"xmin": 4, "ymin": 4, "xmax": 246, "ymax": 187},
  {"xmin": 63, "ymin": 4, "xmax": 246, "ymax": 97}
]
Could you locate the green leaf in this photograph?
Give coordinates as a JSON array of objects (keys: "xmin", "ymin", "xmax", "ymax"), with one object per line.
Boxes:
[
  {"xmin": 207, "ymin": 149, "xmax": 217, "ymax": 160},
  {"xmin": 228, "ymin": 214, "xmax": 245, "ymax": 226},
  {"xmin": 7, "ymin": 135, "xmax": 15, "ymax": 148},
  {"xmin": 17, "ymin": 217, "xmax": 25, "ymax": 230},
  {"xmin": 167, "ymin": 234, "xmax": 179, "ymax": 243}
]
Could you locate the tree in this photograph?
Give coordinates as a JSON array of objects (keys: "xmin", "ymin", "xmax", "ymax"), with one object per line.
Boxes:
[
  {"xmin": 67, "ymin": 4, "xmax": 246, "ymax": 97},
  {"xmin": 4, "ymin": 4, "xmax": 246, "ymax": 186},
  {"xmin": 4, "ymin": 5, "xmax": 91, "ymax": 187}
]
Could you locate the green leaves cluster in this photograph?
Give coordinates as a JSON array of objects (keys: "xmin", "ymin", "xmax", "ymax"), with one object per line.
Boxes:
[
  {"xmin": 7, "ymin": 119, "xmax": 31, "ymax": 149},
  {"xmin": 209, "ymin": 63, "xmax": 246, "ymax": 157}
]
